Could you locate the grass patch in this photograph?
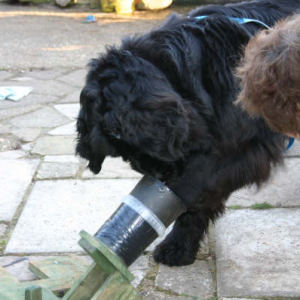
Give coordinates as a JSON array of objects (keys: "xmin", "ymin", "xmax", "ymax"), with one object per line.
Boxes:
[
  {"xmin": 179, "ymin": 295, "xmax": 199, "ymax": 300},
  {"xmin": 228, "ymin": 205, "xmax": 242, "ymax": 209},
  {"xmin": 0, "ymin": 240, "xmax": 7, "ymax": 247},
  {"xmin": 0, "ymin": 239, "xmax": 8, "ymax": 253},
  {"xmin": 251, "ymin": 202, "xmax": 273, "ymax": 209}
]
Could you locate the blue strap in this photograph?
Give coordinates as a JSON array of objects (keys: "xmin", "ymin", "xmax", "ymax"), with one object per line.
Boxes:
[
  {"xmin": 285, "ymin": 137, "xmax": 295, "ymax": 151},
  {"xmin": 193, "ymin": 15, "xmax": 270, "ymax": 29}
]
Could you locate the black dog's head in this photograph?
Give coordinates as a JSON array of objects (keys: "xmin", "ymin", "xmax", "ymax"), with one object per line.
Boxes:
[{"xmin": 76, "ymin": 48, "xmax": 191, "ymax": 177}]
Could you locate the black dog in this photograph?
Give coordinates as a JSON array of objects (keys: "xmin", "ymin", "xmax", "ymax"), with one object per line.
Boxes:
[{"xmin": 76, "ymin": 0, "xmax": 300, "ymax": 266}]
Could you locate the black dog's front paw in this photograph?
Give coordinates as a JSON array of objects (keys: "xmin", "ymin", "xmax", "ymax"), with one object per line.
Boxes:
[{"xmin": 153, "ymin": 239, "xmax": 196, "ymax": 266}]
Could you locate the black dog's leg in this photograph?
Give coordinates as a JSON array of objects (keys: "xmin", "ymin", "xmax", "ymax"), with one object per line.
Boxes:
[
  {"xmin": 154, "ymin": 203, "xmax": 224, "ymax": 266},
  {"xmin": 154, "ymin": 147, "xmax": 279, "ymax": 266}
]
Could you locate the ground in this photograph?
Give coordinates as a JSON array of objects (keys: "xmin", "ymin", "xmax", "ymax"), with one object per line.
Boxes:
[{"xmin": 0, "ymin": 3, "xmax": 300, "ymax": 299}]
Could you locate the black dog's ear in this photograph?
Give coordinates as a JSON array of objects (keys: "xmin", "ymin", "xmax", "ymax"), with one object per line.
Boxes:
[
  {"xmin": 87, "ymin": 154, "xmax": 105, "ymax": 174},
  {"xmin": 118, "ymin": 92, "xmax": 189, "ymax": 162},
  {"xmin": 87, "ymin": 125, "xmax": 114, "ymax": 174}
]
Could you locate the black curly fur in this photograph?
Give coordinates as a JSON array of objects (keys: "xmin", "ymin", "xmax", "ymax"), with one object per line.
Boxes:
[{"xmin": 76, "ymin": 0, "xmax": 300, "ymax": 266}]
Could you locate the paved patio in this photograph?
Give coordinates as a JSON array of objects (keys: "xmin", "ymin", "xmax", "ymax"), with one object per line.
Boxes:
[{"xmin": 0, "ymin": 5, "xmax": 300, "ymax": 300}]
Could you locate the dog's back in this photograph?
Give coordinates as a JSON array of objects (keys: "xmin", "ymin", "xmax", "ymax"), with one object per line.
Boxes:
[{"xmin": 191, "ymin": 0, "xmax": 300, "ymax": 27}]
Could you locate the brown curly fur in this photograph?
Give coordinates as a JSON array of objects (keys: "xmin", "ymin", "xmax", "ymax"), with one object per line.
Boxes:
[{"xmin": 236, "ymin": 14, "xmax": 300, "ymax": 136}]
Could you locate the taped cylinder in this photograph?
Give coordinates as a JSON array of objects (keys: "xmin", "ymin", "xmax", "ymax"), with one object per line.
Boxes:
[{"xmin": 95, "ymin": 176, "xmax": 186, "ymax": 266}]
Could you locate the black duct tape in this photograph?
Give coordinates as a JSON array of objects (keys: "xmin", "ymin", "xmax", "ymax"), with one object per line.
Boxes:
[
  {"xmin": 94, "ymin": 176, "xmax": 186, "ymax": 266},
  {"xmin": 95, "ymin": 203, "xmax": 157, "ymax": 266}
]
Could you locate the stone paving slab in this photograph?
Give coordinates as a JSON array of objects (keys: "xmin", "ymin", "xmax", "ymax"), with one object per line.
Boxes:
[
  {"xmin": 36, "ymin": 161, "xmax": 79, "ymax": 179},
  {"xmin": 57, "ymin": 69, "xmax": 86, "ymax": 88},
  {"xmin": 31, "ymin": 136, "xmax": 76, "ymax": 155},
  {"xmin": 9, "ymin": 107, "xmax": 70, "ymax": 129},
  {"xmin": 11, "ymin": 127, "xmax": 43, "ymax": 143},
  {"xmin": 0, "ymin": 150, "xmax": 26, "ymax": 160},
  {"xmin": 130, "ymin": 255, "xmax": 149, "ymax": 288},
  {"xmin": 0, "ymin": 158, "xmax": 39, "ymax": 222},
  {"xmin": 48, "ymin": 121, "xmax": 76, "ymax": 136},
  {"xmin": 214, "ymin": 209, "xmax": 300, "ymax": 298},
  {"xmin": 227, "ymin": 158, "xmax": 300, "ymax": 207},
  {"xmin": 155, "ymin": 260, "xmax": 215, "ymax": 299},
  {"xmin": 5, "ymin": 179, "xmax": 139, "ymax": 253},
  {"xmin": 54, "ymin": 103, "xmax": 80, "ymax": 120},
  {"xmin": 58, "ymin": 89, "xmax": 81, "ymax": 104}
]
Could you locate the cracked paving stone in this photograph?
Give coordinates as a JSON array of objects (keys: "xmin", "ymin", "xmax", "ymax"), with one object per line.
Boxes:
[
  {"xmin": 156, "ymin": 260, "xmax": 214, "ymax": 299},
  {"xmin": 214, "ymin": 209, "xmax": 300, "ymax": 298},
  {"xmin": 129, "ymin": 255, "xmax": 149, "ymax": 288},
  {"xmin": 0, "ymin": 104, "xmax": 42, "ymax": 121},
  {"xmin": 9, "ymin": 107, "xmax": 70, "ymax": 129},
  {"xmin": 12, "ymin": 127, "xmax": 42, "ymax": 143}
]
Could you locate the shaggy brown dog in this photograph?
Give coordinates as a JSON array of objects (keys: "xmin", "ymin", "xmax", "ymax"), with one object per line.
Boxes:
[{"xmin": 236, "ymin": 14, "xmax": 300, "ymax": 137}]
